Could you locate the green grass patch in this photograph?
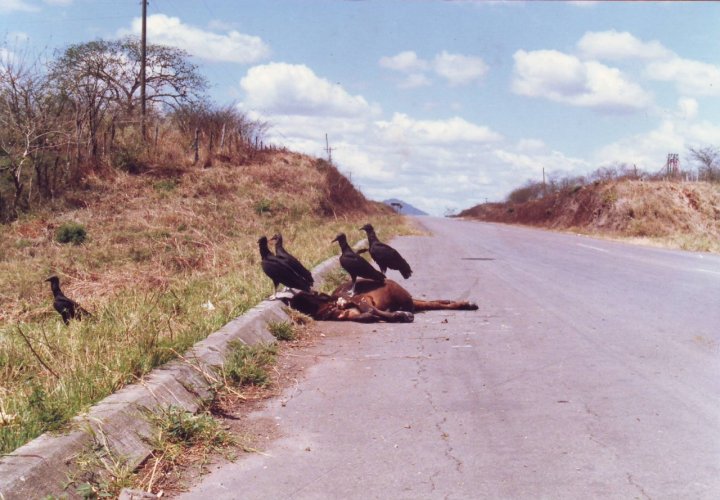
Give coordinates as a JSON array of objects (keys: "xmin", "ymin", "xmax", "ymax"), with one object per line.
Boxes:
[
  {"xmin": 222, "ymin": 341, "xmax": 277, "ymax": 387},
  {"xmin": 267, "ymin": 320, "xmax": 295, "ymax": 341},
  {"xmin": 145, "ymin": 405, "xmax": 234, "ymax": 452}
]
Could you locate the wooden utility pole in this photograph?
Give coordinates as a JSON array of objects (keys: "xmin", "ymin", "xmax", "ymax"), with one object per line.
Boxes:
[
  {"xmin": 140, "ymin": 0, "xmax": 147, "ymax": 141},
  {"xmin": 325, "ymin": 133, "xmax": 334, "ymax": 163}
]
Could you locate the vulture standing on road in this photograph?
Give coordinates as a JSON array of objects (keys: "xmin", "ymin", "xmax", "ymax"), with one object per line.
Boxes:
[
  {"xmin": 258, "ymin": 236, "xmax": 312, "ymax": 299},
  {"xmin": 359, "ymin": 223, "xmax": 413, "ymax": 279},
  {"xmin": 270, "ymin": 233, "xmax": 314, "ymax": 288},
  {"xmin": 332, "ymin": 232, "xmax": 385, "ymax": 296},
  {"xmin": 45, "ymin": 276, "xmax": 91, "ymax": 325}
]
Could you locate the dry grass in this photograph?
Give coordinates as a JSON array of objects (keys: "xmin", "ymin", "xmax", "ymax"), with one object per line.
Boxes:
[
  {"xmin": 0, "ymin": 150, "xmax": 408, "ymax": 454},
  {"xmin": 459, "ymin": 180, "xmax": 720, "ymax": 253}
]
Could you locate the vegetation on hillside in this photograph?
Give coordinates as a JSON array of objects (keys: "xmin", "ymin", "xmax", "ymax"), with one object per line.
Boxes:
[
  {"xmin": 459, "ymin": 160, "xmax": 720, "ymax": 253},
  {"xmin": 0, "ymin": 36, "xmax": 270, "ymax": 223}
]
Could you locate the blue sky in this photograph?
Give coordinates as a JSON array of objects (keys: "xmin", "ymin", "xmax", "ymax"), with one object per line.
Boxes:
[{"xmin": 2, "ymin": 1, "xmax": 720, "ymax": 215}]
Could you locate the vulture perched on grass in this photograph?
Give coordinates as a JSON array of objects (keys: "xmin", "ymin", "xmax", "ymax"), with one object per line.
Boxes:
[
  {"xmin": 258, "ymin": 236, "xmax": 312, "ymax": 299},
  {"xmin": 359, "ymin": 223, "xmax": 412, "ymax": 279},
  {"xmin": 332, "ymin": 232, "xmax": 385, "ymax": 296},
  {"xmin": 45, "ymin": 276, "xmax": 91, "ymax": 325}
]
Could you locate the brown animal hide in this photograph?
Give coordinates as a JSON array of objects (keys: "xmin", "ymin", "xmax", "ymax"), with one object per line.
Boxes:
[{"xmin": 284, "ymin": 279, "xmax": 477, "ymax": 323}]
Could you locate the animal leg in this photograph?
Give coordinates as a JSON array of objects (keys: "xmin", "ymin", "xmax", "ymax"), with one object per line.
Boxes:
[
  {"xmin": 349, "ymin": 277, "xmax": 357, "ymax": 297},
  {"xmin": 353, "ymin": 300, "xmax": 413, "ymax": 323},
  {"xmin": 412, "ymin": 299, "xmax": 478, "ymax": 311}
]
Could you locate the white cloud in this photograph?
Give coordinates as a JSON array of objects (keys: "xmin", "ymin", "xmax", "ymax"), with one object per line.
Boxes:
[
  {"xmin": 577, "ymin": 30, "xmax": 671, "ymax": 61},
  {"xmin": 0, "ymin": 47, "xmax": 15, "ymax": 63},
  {"xmin": 577, "ymin": 31, "xmax": 720, "ymax": 97},
  {"xmin": 8, "ymin": 31, "xmax": 29, "ymax": 41},
  {"xmin": 121, "ymin": 14, "xmax": 270, "ymax": 64},
  {"xmin": 512, "ymin": 49, "xmax": 653, "ymax": 111},
  {"xmin": 0, "ymin": 0, "xmax": 37, "ymax": 12},
  {"xmin": 494, "ymin": 149, "xmax": 588, "ymax": 176},
  {"xmin": 595, "ymin": 117, "xmax": 720, "ymax": 171},
  {"xmin": 676, "ymin": 97, "xmax": 698, "ymax": 121},
  {"xmin": 398, "ymin": 73, "xmax": 432, "ymax": 89},
  {"xmin": 379, "ymin": 50, "xmax": 488, "ymax": 87},
  {"xmin": 646, "ymin": 57, "xmax": 720, "ymax": 96},
  {"xmin": 333, "ymin": 144, "xmax": 394, "ymax": 182},
  {"xmin": 379, "ymin": 51, "xmax": 428, "ymax": 72},
  {"xmin": 433, "ymin": 51, "xmax": 488, "ymax": 86},
  {"xmin": 376, "ymin": 113, "xmax": 502, "ymax": 145},
  {"xmin": 516, "ymin": 138, "xmax": 547, "ymax": 152},
  {"xmin": 240, "ymin": 63, "xmax": 377, "ymax": 117}
]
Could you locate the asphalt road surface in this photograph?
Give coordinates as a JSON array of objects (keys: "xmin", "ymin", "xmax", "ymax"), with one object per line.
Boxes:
[{"xmin": 181, "ymin": 217, "xmax": 720, "ymax": 499}]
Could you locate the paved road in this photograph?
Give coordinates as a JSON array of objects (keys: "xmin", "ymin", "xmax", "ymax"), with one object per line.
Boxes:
[{"xmin": 181, "ymin": 217, "xmax": 720, "ymax": 499}]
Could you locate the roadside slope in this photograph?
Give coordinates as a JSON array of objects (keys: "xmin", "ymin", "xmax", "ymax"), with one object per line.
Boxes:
[
  {"xmin": 0, "ymin": 150, "xmax": 404, "ymax": 456},
  {"xmin": 458, "ymin": 180, "xmax": 720, "ymax": 253}
]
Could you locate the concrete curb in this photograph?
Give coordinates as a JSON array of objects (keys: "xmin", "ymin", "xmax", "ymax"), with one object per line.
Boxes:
[{"xmin": 0, "ymin": 251, "xmax": 345, "ymax": 499}]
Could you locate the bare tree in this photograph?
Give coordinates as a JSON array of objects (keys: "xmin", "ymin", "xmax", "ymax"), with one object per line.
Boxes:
[
  {"xmin": 51, "ymin": 37, "xmax": 207, "ymax": 114},
  {"xmin": 48, "ymin": 37, "xmax": 208, "ymax": 165},
  {"xmin": 0, "ymin": 50, "xmax": 67, "ymax": 219},
  {"xmin": 688, "ymin": 146, "xmax": 720, "ymax": 182}
]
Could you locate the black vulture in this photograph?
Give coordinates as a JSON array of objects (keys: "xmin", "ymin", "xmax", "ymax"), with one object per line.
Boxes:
[
  {"xmin": 45, "ymin": 276, "xmax": 91, "ymax": 325},
  {"xmin": 359, "ymin": 223, "xmax": 413, "ymax": 279},
  {"xmin": 270, "ymin": 233, "xmax": 314, "ymax": 288},
  {"xmin": 258, "ymin": 236, "xmax": 312, "ymax": 299},
  {"xmin": 331, "ymin": 232, "xmax": 385, "ymax": 296}
]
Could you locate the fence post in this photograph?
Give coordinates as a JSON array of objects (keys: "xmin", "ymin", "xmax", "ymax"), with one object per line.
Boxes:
[
  {"xmin": 193, "ymin": 128, "xmax": 200, "ymax": 165},
  {"xmin": 219, "ymin": 123, "xmax": 226, "ymax": 151}
]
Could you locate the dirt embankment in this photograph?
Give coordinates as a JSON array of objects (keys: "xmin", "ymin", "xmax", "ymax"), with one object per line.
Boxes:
[{"xmin": 458, "ymin": 180, "xmax": 720, "ymax": 252}]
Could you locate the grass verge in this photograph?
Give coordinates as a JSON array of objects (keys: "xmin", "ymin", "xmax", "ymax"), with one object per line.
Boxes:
[{"xmin": 0, "ymin": 154, "xmax": 415, "ymax": 455}]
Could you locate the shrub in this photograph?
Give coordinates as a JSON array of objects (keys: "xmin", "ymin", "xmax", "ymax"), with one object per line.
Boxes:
[
  {"xmin": 112, "ymin": 147, "xmax": 145, "ymax": 175},
  {"xmin": 56, "ymin": 222, "xmax": 87, "ymax": 245}
]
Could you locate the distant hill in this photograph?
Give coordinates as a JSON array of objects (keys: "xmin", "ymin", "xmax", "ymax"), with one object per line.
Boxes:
[{"xmin": 383, "ymin": 198, "xmax": 428, "ymax": 216}]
